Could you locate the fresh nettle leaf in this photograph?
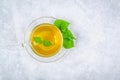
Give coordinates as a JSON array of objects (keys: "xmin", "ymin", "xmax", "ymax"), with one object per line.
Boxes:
[
  {"xmin": 43, "ymin": 40, "xmax": 52, "ymax": 47},
  {"xmin": 34, "ymin": 37, "xmax": 42, "ymax": 44}
]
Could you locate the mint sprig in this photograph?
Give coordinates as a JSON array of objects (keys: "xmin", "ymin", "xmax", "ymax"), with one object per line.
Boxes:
[
  {"xmin": 54, "ymin": 19, "xmax": 75, "ymax": 49},
  {"xmin": 54, "ymin": 19, "xmax": 69, "ymax": 32}
]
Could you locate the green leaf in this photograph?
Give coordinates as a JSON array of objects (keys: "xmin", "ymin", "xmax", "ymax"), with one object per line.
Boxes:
[
  {"xmin": 62, "ymin": 29, "xmax": 75, "ymax": 40},
  {"xmin": 63, "ymin": 38, "xmax": 74, "ymax": 49},
  {"xmin": 62, "ymin": 31, "xmax": 68, "ymax": 39},
  {"xmin": 43, "ymin": 40, "xmax": 52, "ymax": 47},
  {"xmin": 62, "ymin": 29, "xmax": 75, "ymax": 49},
  {"xmin": 34, "ymin": 37, "xmax": 42, "ymax": 44},
  {"xmin": 54, "ymin": 19, "xmax": 69, "ymax": 32},
  {"xmin": 54, "ymin": 19, "xmax": 62, "ymax": 29},
  {"xmin": 67, "ymin": 29, "xmax": 73, "ymax": 36},
  {"xmin": 54, "ymin": 19, "xmax": 75, "ymax": 49},
  {"xmin": 60, "ymin": 21, "xmax": 69, "ymax": 32}
]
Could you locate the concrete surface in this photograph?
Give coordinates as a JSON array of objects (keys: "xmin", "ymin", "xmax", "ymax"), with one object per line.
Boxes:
[{"xmin": 0, "ymin": 0, "xmax": 120, "ymax": 80}]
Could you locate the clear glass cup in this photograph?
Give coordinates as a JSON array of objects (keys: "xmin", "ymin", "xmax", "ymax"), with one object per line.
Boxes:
[{"xmin": 24, "ymin": 16, "xmax": 67, "ymax": 62}]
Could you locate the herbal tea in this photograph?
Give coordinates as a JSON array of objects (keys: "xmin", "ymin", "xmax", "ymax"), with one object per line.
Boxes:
[{"xmin": 30, "ymin": 23, "xmax": 62, "ymax": 57}]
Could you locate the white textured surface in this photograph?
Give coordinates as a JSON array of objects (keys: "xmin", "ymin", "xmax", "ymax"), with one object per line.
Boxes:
[{"xmin": 0, "ymin": 0, "xmax": 120, "ymax": 80}]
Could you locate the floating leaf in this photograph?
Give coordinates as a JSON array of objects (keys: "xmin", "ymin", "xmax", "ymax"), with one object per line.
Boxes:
[{"xmin": 43, "ymin": 40, "xmax": 52, "ymax": 47}]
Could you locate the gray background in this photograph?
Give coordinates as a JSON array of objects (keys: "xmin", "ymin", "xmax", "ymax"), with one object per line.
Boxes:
[{"xmin": 0, "ymin": 0, "xmax": 120, "ymax": 80}]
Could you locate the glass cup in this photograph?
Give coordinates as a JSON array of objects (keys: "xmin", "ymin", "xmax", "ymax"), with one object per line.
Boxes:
[{"xmin": 24, "ymin": 16, "xmax": 67, "ymax": 62}]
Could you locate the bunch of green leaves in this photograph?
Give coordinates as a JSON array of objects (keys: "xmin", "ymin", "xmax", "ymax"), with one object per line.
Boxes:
[
  {"xmin": 33, "ymin": 37, "xmax": 52, "ymax": 47},
  {"xmin": 54, "ymin": 19, "xmax": 75, "ymax": 49}
]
